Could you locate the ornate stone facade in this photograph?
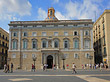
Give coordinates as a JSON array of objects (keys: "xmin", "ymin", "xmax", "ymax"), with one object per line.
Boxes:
[{"xmin": 8, "ymin": 7, "xmax": 94, "ymax": 70}]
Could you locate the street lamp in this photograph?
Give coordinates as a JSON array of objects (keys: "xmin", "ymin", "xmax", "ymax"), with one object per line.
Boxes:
[
  {"xmin": 32, "ymin": 56, "xmax": 37, "ymax": 72},
  {"xmin": 61, "ymin": 54, "xmax": 66, "ymax": 70}
]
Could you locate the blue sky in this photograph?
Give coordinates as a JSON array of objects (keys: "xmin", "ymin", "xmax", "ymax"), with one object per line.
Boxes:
[{"xmin": 0, "ymin": 0, "xmax": 110, "ymax": 32}]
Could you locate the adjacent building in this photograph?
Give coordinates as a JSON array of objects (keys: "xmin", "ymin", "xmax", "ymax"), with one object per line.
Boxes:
[
  {"xmin": 8, "ymin": 7, "xmax": 94, "ymax": 70},
  {"xmin": 0, "ymin": 28, "xmax": 9, "ymax": 69},
  {"xmin": 93, "ymin": 10, "xmax": 110, "ymax": 66}
]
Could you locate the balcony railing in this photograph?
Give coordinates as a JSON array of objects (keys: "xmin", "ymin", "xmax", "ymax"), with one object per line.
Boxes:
[{"xmin": 41, "ymin": 48, "xmax": 60, "ymax": 51}]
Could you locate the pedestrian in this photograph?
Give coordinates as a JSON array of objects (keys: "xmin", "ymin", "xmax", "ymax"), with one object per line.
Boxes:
[
  {"xmin": 7, "ymin": 64, "xmax": 10, "ymax": 73},
  {"xmin": 92, "ymin": 64, "xmax": 94, "ymax": 69},
  {"xmin": 11, "ymin": 63, "xmax": 13, "ymax": 73},
  {"xmin": 67, "ymin": 64, "xmax": 69, "ymax": 69},
  {"xmin": 87, "ymin": 64, "xmax": 89, "ymax": 69},
  {"xmin": 4, "ymin": 64, "xmax": 7, "ymax": 73},
  {"xmin": 53, "ymin": 65, "xmax": 56, "ymax": 70},
  {"xmin": 31, "ymin": 64, "xmax": 34, "ymax": 72},
  {"xmin": 84, "ymin": 64, "xmax": 87, "ymax": 70},
  {"xmin": 43, "ymin": 64, "xmax": 45, "ymax": 71},
  {"xmin": 44, "ymin": 63, "xmax": 48, "ymax": 71},
  {"xmin": 72, "ymin": 63, "xmax": 77, "ymax": 74},
  {"xmin": 100, "ymin": 62, "xmax": 103, "ymax": 71},
  {"xmin": 89, "ymin": 64, "xmax": 91, "ymax": 69},
  {"xmin": 105, "ymin": 63, "xmax": 108, "ymax": 70},
  {"xmin": 82, "ymin": 64, "xmax": 84, "ymax": 69}
]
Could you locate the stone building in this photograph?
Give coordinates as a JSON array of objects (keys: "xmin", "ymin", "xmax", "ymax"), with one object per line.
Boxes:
[
  {"xmin": 93, "ymin": 10, "xmax": 110, "ymax": 66},
  {"xmin": 0, "ymin": 28, "xmax": 9, "ymax": 69},
  {"xmin": 8, "ymin": 7, "xmax": 94, "ymax": 70}
]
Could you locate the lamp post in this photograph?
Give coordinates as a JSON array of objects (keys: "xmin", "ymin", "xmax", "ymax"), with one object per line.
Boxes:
[
  {"xmin": 32, "ymin": 56, "xmax": 37, "ymax": 72},
  {"xmin": 61, "ymin": 54, "xmax": 66, "ymax": 70}
]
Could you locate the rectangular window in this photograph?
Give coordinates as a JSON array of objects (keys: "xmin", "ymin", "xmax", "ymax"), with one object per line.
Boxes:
[
  {"xmin": 23, "ymin": 41, "xmax": 27, "ymax": 49},
  {"xmin": 32, "ymin": 32, "xmax": 37, "ymax": 36},
  {"xmin": 85, "ymin": 53, "xmax": 90, "ymax": 59},
  {"xmin": 85, "ymin": 30, "xmax": 89, "ymax": 36},
  {"xmin": 64, "ymin": 54, "xmax": 68, "ymax": 58},
  {"xmin": 64, "ymin": 32, "xmax": 68, "ymax": 36},
  {"xmin": 104, "ymin": 47, "xmax": 106, "ymax": 54},
  {"xmin": 23, "ymin": 32, "xmax": 27, "ymax": 37},
  {"xmin": 12, "ymin": 54, "xmax": 16, "ymax": 58},
  {"xmin": 23, "ymin": 54, "xmax": 27, "ymax": 58},
  {"xmin": 32, "ymin": 54, "xmax": 36, "ymax": 57},
  {"xmin": 32, "ymin": 41, "xmax": 36, "ymax": 49},
  {"xmin": 74, "ymin": 53, "xmax": 78, "ymax": 58},
  {"xmin": 42, "ymin": 32, "xmax": 46, "ymax": 36},
  {"xmin": 13, "ymin": 41, "xmax": 17, "ymax": 49},
  {"xmin": 13, "ymin": 32, "xmax": 17, "ymax": 37},
  {"xmin": 104, "ymin": 37, "xmax": 106, "ymax": 45},
  {"xmin": 84, "ymin": 40, "xmax": 90, "ymax": 49},
  {"xmin": 54, "ymin": 32, "xmax": 58, "ymax": 36}
]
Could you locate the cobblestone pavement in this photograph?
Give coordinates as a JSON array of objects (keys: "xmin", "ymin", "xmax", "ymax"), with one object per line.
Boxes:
[{"xmin": 0, "ymin": 69, "xmax": 110, "ymax": 82}]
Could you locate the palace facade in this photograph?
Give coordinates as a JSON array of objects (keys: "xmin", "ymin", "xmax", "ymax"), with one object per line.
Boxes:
[
  {"xmin": 0, "ymin": 28, "xmax": 9, "ymax": 69},
  {"xmin": 8, "ymin": 7, "xmax": 94, "ymax": 70},
  {"xmin": 93, "ymin": 10, "xmax": 110, "ymax": 66}
]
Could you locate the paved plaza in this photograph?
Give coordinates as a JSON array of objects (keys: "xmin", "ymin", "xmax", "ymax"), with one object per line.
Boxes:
[{"xmin": 0, "ymin": 69, "xmax": 110, "ymax": 82}]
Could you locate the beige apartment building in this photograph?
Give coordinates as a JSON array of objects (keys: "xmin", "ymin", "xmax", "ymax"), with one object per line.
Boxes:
[
  {"xmin": 93, "ymin": 10, "xmax": 110, "ymax": 66},
  {"xmin": 0, "ymin": 28, "xmax": 9, "ymax": 69},
  {"xmin": 8, "ymin": 7, "xmax": 94, "ymax": 70}
]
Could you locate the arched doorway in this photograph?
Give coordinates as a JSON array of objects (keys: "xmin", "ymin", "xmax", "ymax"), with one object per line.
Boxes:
[{"xmin": 47, "ymin": 55, "xmax": 53, "ymax": 69}]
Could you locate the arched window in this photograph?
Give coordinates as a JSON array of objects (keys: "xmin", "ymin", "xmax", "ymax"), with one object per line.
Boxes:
[
  {"xmin": 54, "ymin": 40, "xmax": 59, "ymax": 48},
  {"xmin": 32, "ymin": 39, "xmax": 37, "ymax": 49},
  {"xmin": 64, "ymin": 39, "xmax": 69, "ymax": 49},
  {"xmin": 73, "ymin": 39, "xmax": 79, "ymax": 49},
  {"xmin": 23, "ymin": 39, "xmax": 28, "ymax": 49},
  {"xmin": 84, "ymin": 39, "xmax": 90, "ymax": 49},
  {"xmin": 42, "ymin": 39, "xmax": 47, "ymax": 48},
  {"xmin": 12, "ymin": 40, "xmax": 17, "ymax": 49}
]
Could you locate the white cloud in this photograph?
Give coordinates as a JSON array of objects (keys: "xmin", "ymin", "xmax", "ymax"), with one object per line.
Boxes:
[
  {"xmin": 0, "ymin": 0, "xmax": 32, "ymax": 20},
  {"xmin": 37, "ymin": 0, "xmax": 110, "ymax": 21},
  {"xmin": 53, "ymin": 0, "xmax": 59, "ymax": 3},
  {"xmin": 64, "ymin": 0, "xmax": 102, "ymax": 21},
  {"xmin": 55, "ymin": 11, "xmax": 68, "ymax": 20},
  {"xmin": 37, "ymin": 8, "xmax": 47, "ymax": 20}
]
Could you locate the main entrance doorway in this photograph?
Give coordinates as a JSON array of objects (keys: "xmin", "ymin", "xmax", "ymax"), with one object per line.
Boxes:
[{"xmin": 47, "ymin": 55, "xmax": 53, "ymax": 69}]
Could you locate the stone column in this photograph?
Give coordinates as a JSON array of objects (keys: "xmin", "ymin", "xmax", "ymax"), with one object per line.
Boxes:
[
  {"xmin": 18, "ymin": 29, "xmax": 21, "ymax": 50},
  {"xmin": 41, "ymin": 53, "xmax": 44, "ymax": 69},
  {"xmin": 56, "ymin": 54, "xmax": 59, "ymax": 69},
  {"xmin": 91, "ymin": 30, "xmax": 93, "ymax": 49},
  {"xmin": 53, "ymin": 55, "xmax": 55, "ymax": 65},
  {"xmin": 80, "ymin": 30, "xmax": 83, "ymax": 49},
  {"xmin": 44, "ymin": 54, "xmax": 46, "ymax": 64},
  {"xmin": 9, "ymin": 29, "xmax": 11, "ymax": 50}
]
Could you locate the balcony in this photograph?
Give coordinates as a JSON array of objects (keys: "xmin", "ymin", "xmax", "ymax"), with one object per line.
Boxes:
[
  {"xmin": 41, "ymin": 48, "xmax": 60, "ymax": 52},
  {"xmin": 0, "ymin": 44, "xmax": 8, "ymax": 49}
]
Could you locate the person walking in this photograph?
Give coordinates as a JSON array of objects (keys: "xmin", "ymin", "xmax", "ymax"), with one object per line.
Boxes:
[
  {"xmin": 43, "ymin": 64, "xmax": 45, "ymax": 71},
  {"xmin": 72, "ymin": 63, "xmax": 77, "ymax": 74},
  {"xmin": 11, "ymin": 63, "xmax": 13, "ymax": 73},
  {"xmin": 44, "ymin": 63, "xmax": 48, "ymax": 71},
  {"xmin": 100, "ymin": 62, "xmax": 103, "ymax": 71},
  {"xmin": 7, "ymin": 64, "xmax": 10, "ymax": 73},
  {"xmin": 4, "ymin": 64, "xmax": 7, "ymax": 73},
  {"xmin": 31, "ymin": 64, "xmax": 35, "ymax": 72}
]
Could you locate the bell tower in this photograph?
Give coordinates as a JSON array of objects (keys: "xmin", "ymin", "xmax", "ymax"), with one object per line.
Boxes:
[{"xmin": 45, "ymin": 7, "xmax": 58, "ymax": 21}]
